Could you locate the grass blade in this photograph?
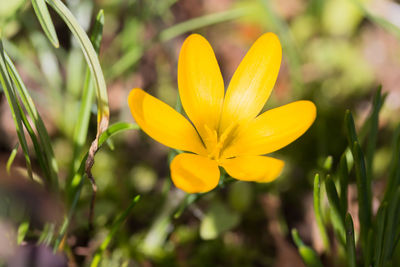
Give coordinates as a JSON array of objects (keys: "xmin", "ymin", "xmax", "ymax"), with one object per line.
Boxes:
[
  {"xmin": 72, "ymin": 9, "xmax": 104, "ymax": 153},
  {"xmin": 90, "ymin": 195, "xmax": 141, "ymax": 267},
  {"xmin": 16, "ymin": 101, "xmax": 50, "ymax": 182},
  {"xmin": 338, "ymin": 153, "xmax": 349, "ymax": 216},
  {"xmin": 345, "ymin": 110, "xmax": 372, "ymax": 251},
  {"xmin": 69, "ymin": 9, "xmax": 104, "ymax": 187},
  {"xmin": 17, "ymin": 221, "xmax": 30, "ymax": 245},
  {"xmin": 345, "ymin": 213, "xmax": 357, "ymax": 267},
  {"xmin": 365, "ymin": 86, "xmax": 385, "ymax": 180},
  {"xmin": 46, "ymin": 0, "xmax": 109, "ymax": 136},
  {"xmin": 313, "ymin": 174, "xmax": 330, "ymax": 251},
  {"xmin": 325, "ymin": 175, "xmax": 346, "ymax": 244},
  {"xmin": 382, "ymin": 188, "xmax": 400, "ymax": 263},
  {"xmin": 291, "ymin": 229, "xmax": 323, "ymax": 267},
  {"xmin": 31, "ymin": 0, "xmax": 59, "ymax": 48},
  {"xmin": 345, "ymin": 110, "xmax": 358, "ymax": 147},
  {"xmin": 0, "ymin": 40, "xmax": 32, "ymax": 179},
  {"xmin": 6, "ymin": 143, "xmax": 19, "ymax": 174},
  {"xmin": 383, "ymin": 124, "xmax": 400, "ymax": 202},
  {"xmin": 5, "ymin": 52, "xmax": 59, "ymax": 188},
  {"xmin": 159, "ymin": 7, "xmax": 251, "ymax": 42},
  {"xmin": 353, "ymin": 141, "xmax": 372, "ymax": 251},
  {"xmin": 374, "ymin": 204, "xmax": 387, "ymax": 267},
  {"xmin": 53, "ymin": 122, "xmax": 139, "ymax": 251}
]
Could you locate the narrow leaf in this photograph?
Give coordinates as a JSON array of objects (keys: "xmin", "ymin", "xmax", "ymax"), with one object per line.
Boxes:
[
  {"xmin": 313, "ymin": 173, "xmax": 330, "ymax": 251},
  {"xmin": 383, "ymin": 124, "xmax": 400, "ymax": 202},
  {"xmin": 6, "ymin": 143, "xmax": 19, "ymax": 174},
  {"xmin": 46, "ymin": 0, "xmax": 109, "ymax": 136},
  {"xmin": 0, "ymin": 40, "xmax": 32, "ymax": 179},
  {"xmin": 325, "ymin": 175, "xmax": 346, "ymax": 244},
  {"xmin": 338, "ymin": 153, "xmax": 349, "ymax": 216},
  {"xmin": 353, "ymin": 141, "xmax": 372, "ymax": 251},
  {"xmin": 17, "ymin": 221, "xmax": 30, "ymax": 245},
  {"xmin": 345, "ymin": 110, "xmax": 358, "ymax": 148},
  {"xmin": 365, "ymin": 86, "xmax": 385, "ymax": 181},
  {"xmin": 159, "ymin": 7, "xmax": 251, "ymax": 42},
  {"xmin": 31, "ymin": 0, "xmax": 59, "ymax": 48},
  {"xmin": 53, "ymin": 122, "xmax": 139, "ymax": 251},
  {"xmin": 69, "ymin": 9, "xmax": 104, "ymax": 191},
  {"xmin": 292, "ymin": 229, "xmax": 323, "ymax": 267},
  {"xmin": 374, "ymin": 204, "xmax": 387, "ymax": 267},
  {"xmin": 5, "ymin": 52, "xmax": 59, "ymax": 188},
  {"xmin": 345, "ymin": 214, "xmax": 356, "ymax": 267},
  {"xmin": 90, "ymin": 196, "xmax": 140, "ymax": 267},
  {"xmin": 382, "ymin": 188, "xmax": 400, "ymax": 263}
]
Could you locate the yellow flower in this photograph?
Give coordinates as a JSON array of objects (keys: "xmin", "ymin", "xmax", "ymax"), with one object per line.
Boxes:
[{"xmin": 128, "ymin": 33, "xmax": 316, "ymax": 194}]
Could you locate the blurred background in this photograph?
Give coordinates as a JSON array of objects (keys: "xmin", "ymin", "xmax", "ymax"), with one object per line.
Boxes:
[{"xmin": 1, "ymin": 0, "xmax": 400, "ymax": 266}]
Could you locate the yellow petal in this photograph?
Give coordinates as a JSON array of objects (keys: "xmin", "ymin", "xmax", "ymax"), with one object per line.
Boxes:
[
  {"xmin": 178, "ymin": 34, "xmax": 225, "ymax": 145},
  {"xmin": 128, "ymin": 89, "xmax": 206, "ymax": 155},
  {"xmin": 221, "ymin": 155, "xmax": 284, "ymax": 183},
  {"xmin": 170, "ymin": 153, "xmax": 220, "ymax": 193},
  {"xmin": 219, "ymin": 33, "xmax": 282, "ymax": 134},
  {"xmin": 223, "ymin": 101, "xmax": 316, "ymax": 158}
]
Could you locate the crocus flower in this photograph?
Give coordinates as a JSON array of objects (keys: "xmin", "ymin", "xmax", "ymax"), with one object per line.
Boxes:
[{"xmin": 128, "ymin": 33, "xmax": 316, "ymax": 194}]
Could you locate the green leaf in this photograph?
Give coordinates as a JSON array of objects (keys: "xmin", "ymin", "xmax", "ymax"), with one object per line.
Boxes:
[
  {"xmin": 53, "ymin": 122, "xmax": 139, "ymax": 251},
  {"xmin": 374, "ymin": 204, "xmax": 387, "ymax": 267},
  {"xmin": 338, "ymin": 153, "xmax": 349, "ymax": 216},
  {"xmin": 365, "ymin": 228, "xmax": 374, "ymax": 267},
  {"xmin": 313, "ymin": 174, "xmax": 330, "ymax": 251},
  {"xmin": 323, "ymin": 155, "xmax": 333, "ymax": 171},
  {"xmin": 365, "ymin": 86, "xmax": 385, "ymax": 180},
  {"xmin": 69, "ymin": 9, "xmax": 105, "ymax": 194},
  {"xmin": 16, "ymin": 100, "xmax": 50, "ymax": 182},
  {"xmin": 5, "ymin": 52, "xmax": 59, "ymax": 188},
  {"xmin": 6, "ymin": 143, "xmax": 19, "ymax": 174},
  {"xmin": 383, "ymin": 124, "xmax": 400, "ymax": 202},
  {"xmin": 291, "ymin": 229, "xmax": 323, "ymax": 267},
  {"xmin": 325, "ymin": 175, "xmax": 346, "ymax": 244},
  {"xmin": 46, "ymin": 0, "xmax": 109, "ymax": 136},
  {"xmin": 72, "ymin": 9, "xmax": 104, "ymax": 149},
  {"xmin": 0, "ymin": 40, "xmax": 32, "ymax": 179},
  {"xmin": 159, "ymin": 7, "xmax": 251, "ymax": 42},
  {"xmin": 38, "ymin": 223, "xmax": 55, "ymax": 246},
  {"xmin": 98, "ymin": 122, "xmax": 139, "ymax": 146},
  {"xmin": 353, "ymin": 141, "xmax": 372, "ymax": 250},
  {"xmin": 31, "ymin": 0, "xmax": 59, "ymax": 48},
  {"xmin": 382, "ymin": 188, "xmax": 400, "ymax": 263},
  {"xmin": 17, "ymin": 221, "xmax": 30, "ymax": 245},
  {"xmin": 345, "ymin": 110, "xmax": 358, "ymax": 148},
  {"xmin": 345, "ymin": 214, "xmax": 356, "ymax": 267},
  {"xmin": 90, "ymin": 196, "xmax": 140, "ymax": 267}
]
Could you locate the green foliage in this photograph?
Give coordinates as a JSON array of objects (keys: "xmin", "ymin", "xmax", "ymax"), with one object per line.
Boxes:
[
  {"xmin": 297, "ymin": 89, "xmax": 400, "ymax": 266},
  {"xmin": 3, "ymin": 0, "xmax": 400, "ymax": 266}
]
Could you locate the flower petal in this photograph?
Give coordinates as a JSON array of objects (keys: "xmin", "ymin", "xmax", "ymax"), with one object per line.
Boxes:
[
  {"xmin": 223, "ymin": 101, "xmax": 316, "ymax": 158},
  {"xmin": 221, "ymin": 155, "xmax": 284, "ymax": 183},
  {"xmin": 128, "ymin": 88, "xmax": 206, "ymax": 154},
  {"xmin": 219, "ymin": 33, "xmax": 282, "ymax": 134},
  {"xmin": 170, "ymin": 153, "xmax": 220, "ymax": 193},
  {"xmin": 178, "ymin": 34, "xmax": 225, "ymax": 143}
]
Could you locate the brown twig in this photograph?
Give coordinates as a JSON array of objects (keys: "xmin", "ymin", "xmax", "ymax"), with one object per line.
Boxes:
[{"xmin": 85, "ymin": 138, "xmax": 99, "ymax": 231}]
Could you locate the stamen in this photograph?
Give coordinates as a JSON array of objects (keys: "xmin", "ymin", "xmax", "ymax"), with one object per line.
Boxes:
[{"xmin": 204, "ymin": 123, "xmax": 236, "ymax": 161}]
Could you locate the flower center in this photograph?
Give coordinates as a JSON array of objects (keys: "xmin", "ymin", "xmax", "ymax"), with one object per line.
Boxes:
[{"xmin": 203, "ymin": 123, "xmax": 236, "ymax": 162}]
